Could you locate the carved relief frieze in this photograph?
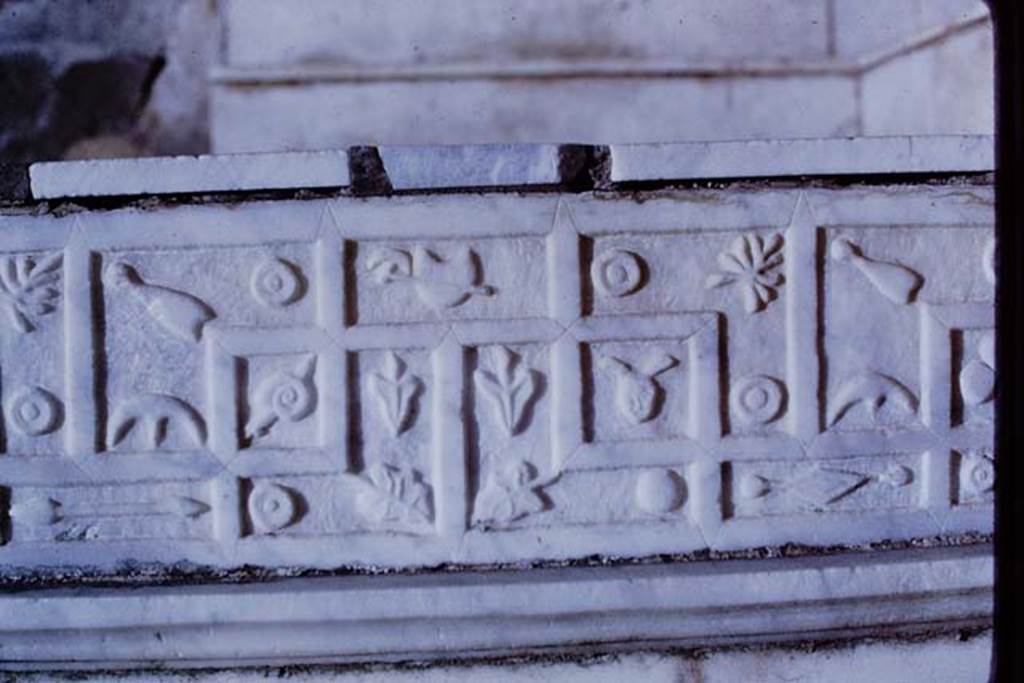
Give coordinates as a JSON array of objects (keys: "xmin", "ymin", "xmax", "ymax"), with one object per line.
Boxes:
[{"xmin": 0, "ymin": 185, "xmax": 994, "ymax": 567}]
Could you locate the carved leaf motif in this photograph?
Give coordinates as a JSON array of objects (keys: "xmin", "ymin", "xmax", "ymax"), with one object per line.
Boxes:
[
  {"xmin": 369, "ymin": 352, "xmax": 423, "ymax": 436},
  {"xmin": 0, "ymin": 252, "xmax": 63, "ymax": 333},
  {"xmin": 356, "ymin": 463, "xmax": 433, "ymax": 525},
  {"xmin": 473, "ymin": 460, "xmax": 546, "ymax": 526},
  {"xmin": 474, "ymin": 346, "xmax": 538, "ymax": 436}
]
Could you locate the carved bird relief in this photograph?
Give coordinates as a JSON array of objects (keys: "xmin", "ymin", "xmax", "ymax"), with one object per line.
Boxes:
[
  {"xmin": 367, "ymin": 244, "xmax": 495, "ymax": 312},
  {"xmin": 104, "ymin": 261, "xmax": 216, "ymax": 342},
  {"xmin": 830, "ymin": 238, "xmax": 923, "ymax": 305}
]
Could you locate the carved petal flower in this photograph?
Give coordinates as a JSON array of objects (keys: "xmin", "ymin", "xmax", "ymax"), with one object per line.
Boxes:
[{"xmin": 705, "ymin": 233, "xmax": 784, "ymax": 314}]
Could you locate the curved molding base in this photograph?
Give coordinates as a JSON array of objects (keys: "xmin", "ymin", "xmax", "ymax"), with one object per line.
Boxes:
[{"xmin": 0, "ymin": 545, "xmax": 992, "ymax": 671}]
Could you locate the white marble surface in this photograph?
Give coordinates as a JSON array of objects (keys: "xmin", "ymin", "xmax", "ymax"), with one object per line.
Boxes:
[
  {"xmin": 378, "ymin": 144, "xmax": 561, "ymax": 190},
  {"xmin": 610, "ymin": 135, "xmax": 994, "ymax": 182},
  {"xmin": 210, "ymin": 74, "xmax": 862, "ymax": 152},
  {"xmin": 0, "ymin": 546, "xmax": 992, "ymax": 669},
  {"xmin": 29, "ymin": 150, "xmax": 351, "ymax": 199},
  {"xmin": 7, "ymin": 634, "xmax": 992, "ymax": 682},
  {"xmin": 24, "ymin": 136, "xmax": 995, "ymax": 199},
  {"xmin": 0, "ymin": 180, "xmax": 994, "ymax": 572},
  {"xmin": 219, "ymin": 0, "xmax": 832, "ymax": 71},
  {"xmin": 208, "ymin": 1, "xmax": 991, "ymax": 152}
]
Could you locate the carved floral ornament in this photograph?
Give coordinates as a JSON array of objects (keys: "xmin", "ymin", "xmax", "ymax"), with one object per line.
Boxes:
[
  {"xmin": 355, "ymin": 463, "xmax": 433, "ymax": 526},
  {"xmin": 368, "ymin": 352, "xmax": 423, "ymax": 436},
  {"xmin": 0, "ymin": 181, "xmax": 996, "ymax": 581},
  {"xmin": 471, "ymin": 346, "xmax": 549, "ymax": 526},
  {"xmin": 474, "ymin": 346, "xmax": 540, "ymax": 437},
  {"xmin": 0, "ymin": 252, "xmax": 62, "ymax": 333},
  {"xmin": 705, "ymin": 232, "xmax": 784, "ymax": 314}
]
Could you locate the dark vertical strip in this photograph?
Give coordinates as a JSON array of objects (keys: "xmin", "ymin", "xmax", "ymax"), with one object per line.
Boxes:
[
  {"xmin": 89, "ymin": 252, "xmax": 107, "ymax": 452},
  {"xmin": 990, "ymin": 1, "xmax": 1022, "ymax": 680}
]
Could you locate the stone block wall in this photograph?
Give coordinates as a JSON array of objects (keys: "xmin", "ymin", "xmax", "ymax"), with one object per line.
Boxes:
[
  {"xmin": 211, "ymin": 0, "xmax": 994, "ymax": 151},
  {"xmin": 0, "ymin": 1, "xmax": 995, "ymax": 161}
]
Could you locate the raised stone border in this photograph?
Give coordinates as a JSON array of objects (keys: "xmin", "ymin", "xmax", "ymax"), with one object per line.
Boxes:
[{"xmin": 0, "ymin": 545, "xmax": 992, "ymax": 671}]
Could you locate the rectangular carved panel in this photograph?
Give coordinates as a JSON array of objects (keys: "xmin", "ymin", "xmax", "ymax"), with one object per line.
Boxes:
[{"xmin": 0, "ymin": 185, "xmax": 993, "ymax": 572}]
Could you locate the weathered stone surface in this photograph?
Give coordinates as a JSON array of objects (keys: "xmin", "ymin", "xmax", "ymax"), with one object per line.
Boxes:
[
  {"xmin": 378, "ymin": 144, "xmax": 561, "ymax": 190},
  {"xmin": 219, "ymin": 0, "xmax": 832, "ymax": 70},
  {"xmin": 0, "ymin": 174, "xmax": 993, "ymax": 572},
  {"xmin": 0, "ymin": 141, "xmax": 995, "ymax": 673},
  {"xmin": 24, "ymin": 137, "xmax": 993, "ymax": 200},
  {"xmin": 0, "ymin": 545, "xmax": 993, "ymax": 669},
  {"xmin": 609, "ymin": 135, "xmax": 994, "ymax": 183},
  {"xmin": 210, "ymin": 0, "xmax": 992, "ymax": 152},
  {"xmin": 861, "ymin": 21, "xmax": 994, "ymax": 137},
  {"xmin": 210, "ymin": 73, "xmax": 862, "ymax": 152},
  {"xmin": 3, "ymin": 632, "xmax": 992, "ymax": 682},
  {"xmin": 29, "ymin": 150, "xmax": 351, "ymax": 199}
]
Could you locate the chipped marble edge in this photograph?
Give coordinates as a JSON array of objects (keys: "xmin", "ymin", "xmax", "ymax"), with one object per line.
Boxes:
[
  {"xmin": 24, "ymin": 136, "xmax": 995, "ymax": 201},
  {"xmin": 609, "ymin": 135, "xmax": 995, "ymax": 183},
  {"xmin": 0, "ymin": 545, "xmax": 992, "ymax": 671},
  {"xmin": 27, "ymin": 150, "xmax": 352, "ymax": 200}
]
